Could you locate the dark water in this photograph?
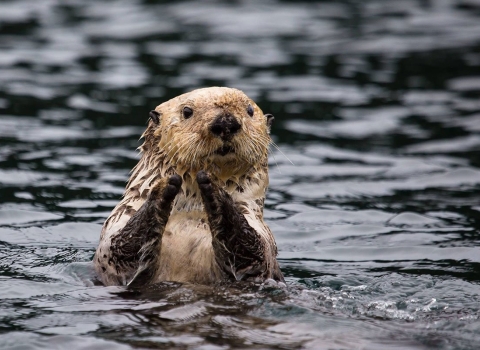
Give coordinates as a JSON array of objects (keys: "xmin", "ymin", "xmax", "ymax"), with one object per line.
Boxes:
[{"xmin": 1, "ymin": 0, "xmax": 480, "ymax": 348}]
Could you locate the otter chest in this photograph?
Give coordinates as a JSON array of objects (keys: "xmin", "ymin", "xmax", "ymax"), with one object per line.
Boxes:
[{"xmin": 157, "ymin": 212, "xmax": 218, "ymax": 283}]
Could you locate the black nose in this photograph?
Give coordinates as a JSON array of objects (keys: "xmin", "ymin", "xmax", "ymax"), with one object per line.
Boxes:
[{"xmin": 210, "ymin": 113, "xmax": 241, "ymax": 140}]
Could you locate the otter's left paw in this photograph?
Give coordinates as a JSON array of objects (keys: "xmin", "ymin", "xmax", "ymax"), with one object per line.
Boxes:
[
  {"xmin": 196, "ymin": 171, "xmax": 213, "ymax": 194},
  {"xmin": 196, "ymin": 170, "xmax": 211, "ymax": 185},
  {"xmin": 196, "ymin": 171, "xmax": 219, "ymax": 210}
]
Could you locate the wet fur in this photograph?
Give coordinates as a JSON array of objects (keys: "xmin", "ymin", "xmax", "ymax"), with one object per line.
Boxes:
[{"xmin": 94, "ymin": 87, "xmax": 283, "ymax": 286}]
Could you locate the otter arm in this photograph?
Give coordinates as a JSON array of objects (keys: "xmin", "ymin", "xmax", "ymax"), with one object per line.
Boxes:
[
  {"xmin": 196, "ymin": 171, "xmax": 281, "ymax": 281},
  {"xmin": 97, "ymin": 175, "xmax": 182, "ymax": 286}
]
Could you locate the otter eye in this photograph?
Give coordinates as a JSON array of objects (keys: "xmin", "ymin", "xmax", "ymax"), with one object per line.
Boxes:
[
  {"xmin": 183, "ymin": 106, "xmax": 193, "ymax": 119},
  {"xmin": 247, "ymin": 104, "xmax": 254, "ymax": 117}
]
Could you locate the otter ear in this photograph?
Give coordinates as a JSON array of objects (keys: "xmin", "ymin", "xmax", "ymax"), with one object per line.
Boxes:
[
  {"xmin": 149, "ymin": 110, "xmax": 161, "ymax": 125},
  {"xmin": 265, "ymin": 113, "xmax": 274, "ymax": 131}
]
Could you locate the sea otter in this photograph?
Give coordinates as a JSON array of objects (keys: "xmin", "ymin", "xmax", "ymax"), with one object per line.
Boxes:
[{"xmin": 94, "ymin": 87, "xmax": 283, "ymax": 286}]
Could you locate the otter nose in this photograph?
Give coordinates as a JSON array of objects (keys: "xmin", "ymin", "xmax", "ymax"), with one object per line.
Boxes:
[{"xmin": 210, "ymin": 113, "xmax": 241, "ymax": 141}]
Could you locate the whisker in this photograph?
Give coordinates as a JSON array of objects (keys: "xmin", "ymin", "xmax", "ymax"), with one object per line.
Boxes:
[
  {"xmin": 268, "ymin": 144, "xmax": 281, "ymax": 174},
  {"xmin": 270, "ymin": 141, "xmax": 294, "ymax": 165}
]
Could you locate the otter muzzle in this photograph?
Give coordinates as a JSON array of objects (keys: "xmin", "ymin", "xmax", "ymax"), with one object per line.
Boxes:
[{"xmin": 210, "ymin": 113, "xmax": 241, "ymax": 141}]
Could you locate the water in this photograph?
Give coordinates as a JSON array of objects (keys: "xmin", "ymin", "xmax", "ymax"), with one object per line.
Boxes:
[{"xmin": 1, "ymin": 0, "xmax": 480, "ymax": 348}]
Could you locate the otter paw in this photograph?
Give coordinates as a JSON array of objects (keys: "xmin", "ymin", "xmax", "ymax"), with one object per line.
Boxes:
[
  {"xmin": 196, "ymin": 171, "xmax": 216, "ymax": 204},
  {"xmin": 164, "ymin": 174, "xmax": 182, "ymax": 201},
  {"xmin": 196, "ymin": 170, "xmax": 211, "ymax": 185},
  {"xmin": 150, "ymin": 174, "xmax": 182, "ymax": 202}
]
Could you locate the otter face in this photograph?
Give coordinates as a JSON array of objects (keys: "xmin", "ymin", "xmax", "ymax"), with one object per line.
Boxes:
[{"xmin": 146, "ymin": 87, "xmax": 273, "ymax": 178}]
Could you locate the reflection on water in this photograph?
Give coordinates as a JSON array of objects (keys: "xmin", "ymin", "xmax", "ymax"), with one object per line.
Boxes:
[{"xmin": 1, "ymin": 0, "xmax": 480, "ymax": 348}]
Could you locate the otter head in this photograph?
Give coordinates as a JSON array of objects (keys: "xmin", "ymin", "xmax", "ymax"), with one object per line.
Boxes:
[{"xmin": 142, "ymin": 87, "xmax": 274, "ymax": 182}]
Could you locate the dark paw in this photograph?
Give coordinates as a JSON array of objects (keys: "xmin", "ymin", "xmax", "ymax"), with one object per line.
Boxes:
[
  {"xmin": 196, "ymin": 171, "xmax": 211, "ymax": 185},
  {"xmin": 164, "ymin": 174, "xmax": 182, "ymax": 201},
  {"xmin": 196, "ymin": 171, "xmax": 216, "ymax": 204},
  {"xmin": 168, "ymin": 174, "xmax": 182, "ymax": 187}
]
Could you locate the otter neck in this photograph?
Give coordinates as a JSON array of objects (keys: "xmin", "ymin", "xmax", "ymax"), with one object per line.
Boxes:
[{"xmin": 127, "ymin": 150, "xmax": 267, "ymax": 204}]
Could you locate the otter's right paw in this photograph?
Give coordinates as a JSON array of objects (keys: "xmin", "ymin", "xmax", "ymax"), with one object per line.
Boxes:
[
  {"xmin": 164, "ymin": 174, "xmax": 182, "ymax": 201},
  {"xmin": 150, "ymin": 174, "xmax": 182, "ymax": 204}
]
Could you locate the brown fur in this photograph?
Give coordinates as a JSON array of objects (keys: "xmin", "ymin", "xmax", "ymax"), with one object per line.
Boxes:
[{"xmin": 94, "ymin": 87, "xmax": 282, "ymax": 286}]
